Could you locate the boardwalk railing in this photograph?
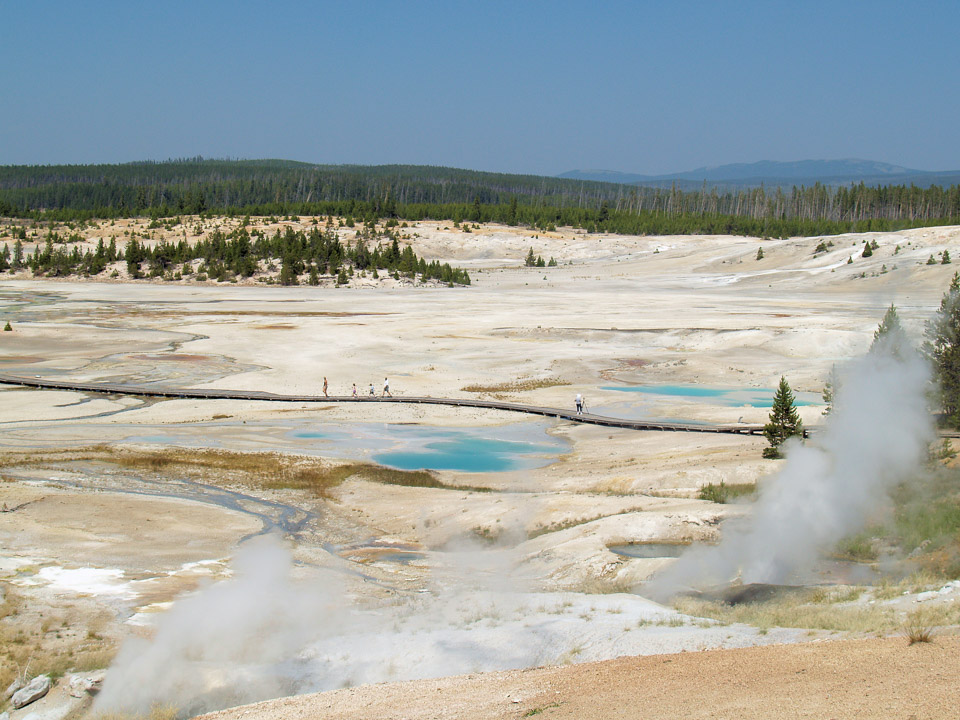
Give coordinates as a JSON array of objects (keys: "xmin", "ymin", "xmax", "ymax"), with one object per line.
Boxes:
[{"xmin": 0, "ymin": 373, "xmax": 769, "ymax": 436}]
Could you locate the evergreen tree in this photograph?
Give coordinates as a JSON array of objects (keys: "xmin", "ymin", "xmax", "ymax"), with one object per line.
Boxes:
[
  {"xmin": 125, "ymin": 238, "xmax": 142, "ymax": 277},
  {"xmin": 525, "ymin": 247, "xmax": 536, "ymax": 267},
  {"xmin": 763, "ymin": 376, "xmax": 803, "ymax": 458},
  {"xmin": 943, "ymin": 250, "xmax": 952, "ymax": 264},
  {"xmin": 870, "ymin": 303, "xmax": 909, "ymax": 358},
  {"xmin": 821, "ymin": 364, "xmax": 839, "ymax": 416},
  {"xmin": 279, "ymin": 257, "xmax": 298, "ymax": 286},
  {"xmin": 924, "ymin": 272, "xmax": 960, "ymax": 427},
  {"xmin": 756, "ymin": 247, "xmax": 764, "ymax": 260},
  {"xmin": 506, "ymin": 196, "xmax": 519, "ymax": 226},
  {"xmin": 862, "ymin": 242, "xmax": 873, "ymax": 258}
]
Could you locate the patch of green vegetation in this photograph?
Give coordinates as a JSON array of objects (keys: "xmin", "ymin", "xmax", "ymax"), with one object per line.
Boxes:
[
  {"xmin": 826, "ymin": 450, "xmax": 960, "ymax": 579},
  {"xmin": 888, "ymin": 465, "xmax": 960, "ymax": 577},
  {"xmin": 698, "ymin": 480, "xmax": 756, "ymax": 504},
  {"xmin": 523, "ymin": 702, "xmax": 561, "ymax": 716},
  {"xmin": 833, "ymin": 528, "xmax": 883, "ymax": 562}
]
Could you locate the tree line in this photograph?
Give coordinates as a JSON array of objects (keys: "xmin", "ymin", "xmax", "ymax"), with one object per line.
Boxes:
[
  {"xmin": 0, "ymin": 222, "xmax": 471, "ymax": 286},
  {"xmin": 1, "ymin": 160, "xmax": 959, "ymax": 237}
]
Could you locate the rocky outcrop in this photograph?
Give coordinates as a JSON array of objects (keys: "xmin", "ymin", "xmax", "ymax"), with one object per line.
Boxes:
[
  {"xmin": 68, "ymin": 672, "xmax": 104, "ymax": 697},
  {"xmin": 10, "ymin": 674, "xmax": 52, "ymax": 709}
]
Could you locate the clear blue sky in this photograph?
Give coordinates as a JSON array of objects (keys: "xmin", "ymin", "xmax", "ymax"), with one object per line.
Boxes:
[{"xmin": 3, "ymin": 0, "xmax": 958, "ymax": 175}]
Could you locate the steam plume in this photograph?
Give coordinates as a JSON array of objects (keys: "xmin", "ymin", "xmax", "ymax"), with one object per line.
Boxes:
[
  {"xmin": 646, "ymin": 338, "xmax": 933, "ymax": 596},
  {"xmin": 94, "ymin": 533, "xmax": 570, "ymax": 717}
]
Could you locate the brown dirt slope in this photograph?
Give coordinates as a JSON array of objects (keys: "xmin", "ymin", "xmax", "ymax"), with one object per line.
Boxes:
[{"xmin": 201, "ymin": 636, "xmax": 958, "ymax": 720}]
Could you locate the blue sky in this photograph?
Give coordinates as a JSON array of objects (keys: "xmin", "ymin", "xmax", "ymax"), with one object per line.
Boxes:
[{"xmin": 3, "ymin": 1, "xmax": 958, "ymax": 175}]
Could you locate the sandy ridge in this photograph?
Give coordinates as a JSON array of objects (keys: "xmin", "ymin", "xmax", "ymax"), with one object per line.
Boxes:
[{"xmin": 201, "ymin": 636, "xmax": 959, "ymax": 720}]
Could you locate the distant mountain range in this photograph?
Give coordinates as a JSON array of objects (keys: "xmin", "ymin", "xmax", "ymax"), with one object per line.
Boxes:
[{"xmin": 558, "ymin": 159, "xmax": 960, "ymax": 189}]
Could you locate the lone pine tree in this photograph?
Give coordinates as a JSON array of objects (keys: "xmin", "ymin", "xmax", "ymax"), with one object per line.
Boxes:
[
  {"xmin": 925, "ymin": 272, "xmax": 960, "ymax": 428},
  {"xmin": 821, "ymin": 364, "xmax": 839, "ymax": 416},
  {"xmin": 763, "ymin": 376, "xmax": 803, "ymax": 458},
  {"xmin": 870, "ymin": 303, "xmax": 909, "ymax": 359}
]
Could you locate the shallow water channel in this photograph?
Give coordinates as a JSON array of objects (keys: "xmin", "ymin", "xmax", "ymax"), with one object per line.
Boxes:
[{"xmin": 608, "ymin": 542, "xmax": 690, "ymax": 559}]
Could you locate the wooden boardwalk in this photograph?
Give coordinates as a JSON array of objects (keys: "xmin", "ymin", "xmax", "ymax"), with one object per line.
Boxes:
[{"xmin": 0, "ymin": 373, "xmax": 767, "ymax": 436}]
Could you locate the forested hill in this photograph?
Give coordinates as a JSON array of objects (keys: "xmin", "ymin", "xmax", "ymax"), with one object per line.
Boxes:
[
  {"xmin": 1, "ymin": 159, "xmax": 960, "ymax": 238},
  {"xmin": 560, "ymin": 159, "xmax": 960, "ymax": 190},
  {"xmin": 0, "ymin": 159, "xmax": 623, "ymax": 214}
]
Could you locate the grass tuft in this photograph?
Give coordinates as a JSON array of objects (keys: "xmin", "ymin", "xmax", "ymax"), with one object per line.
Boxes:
[
  {"xmin": 674, "ymin": 594, "xmax": 894, "ymax": 634},
  {"xmin": 903, "ymin": 608, "xmax": 937, "ymax": 645},
  {"xmin": 461, "ymin": 377, "xmax": 569, "ymax": 394},
  {"xmin": 697, "ymin": 480, "xmax": 756, "ymax": 504}
]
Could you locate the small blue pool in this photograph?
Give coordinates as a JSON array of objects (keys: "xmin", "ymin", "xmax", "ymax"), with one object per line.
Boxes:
[
  {"xmin": 123, "ymin": 420, "xmax": 565, "ymax": 474},
  {"xmin": 291, "ymin": 422, "xmax": 566, "ymax": 473},
  {"xmin": 374, "ymin": 435, "xmax": 561, "ymax": 473},
  {"xmin": 600, "ymin": 384, "xmax": 821, "ymax": 408}
]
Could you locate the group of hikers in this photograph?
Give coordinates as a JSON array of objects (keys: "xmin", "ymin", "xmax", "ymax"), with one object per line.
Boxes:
[
  {"xmin": 322, "ymin": 376, "xmax": 393, "ymax": 398},
  {"xmin": 320, "ymin": 375, "xmax": 587, "ymax": 414}
]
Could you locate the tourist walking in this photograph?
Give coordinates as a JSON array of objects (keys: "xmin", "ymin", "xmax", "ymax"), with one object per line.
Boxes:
[
  {"xmin": 352, "ymin": 383, "xmax": 358, "ymax": 397},
  {"xmin": 382, "ymin": 377, "xmax": 392, "ymax": 397},
  {"xmin": 323, "ymin": 377, "xmax": 328, "ymax": 398},
  {"xmin": 369, "ymin": 383, "xmax": 375, "ymax": 396},
  {"xmin": 575, "ymin": 393, "xmax": 583, "ymax": 415}
]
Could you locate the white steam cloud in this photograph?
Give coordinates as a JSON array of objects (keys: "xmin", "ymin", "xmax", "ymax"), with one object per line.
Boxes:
[
  {"xmin": 93, "ymin": 538, "xmax": 339, "ymax": 715},
  {"xmin": 95, "ymin": 534, "xmax": 689, "ymax": 717},
  {"xmin": 647, "ymin": 339, "xmax": 933, "ymax": 596}
]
